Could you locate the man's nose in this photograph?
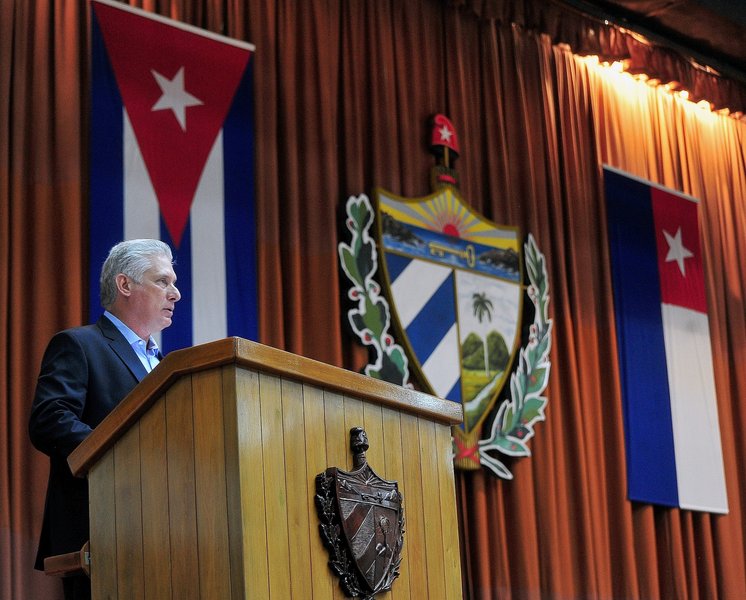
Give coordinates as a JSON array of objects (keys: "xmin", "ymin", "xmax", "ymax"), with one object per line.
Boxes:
[{"xmin": 169, "ymin": 284, "xmax": 181, "ymax": 301}]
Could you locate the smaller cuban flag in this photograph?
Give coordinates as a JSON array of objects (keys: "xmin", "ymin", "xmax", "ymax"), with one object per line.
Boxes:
[
  {"xmin": 604, "ymin": 166, "xmax": 727, "ymax": 514},
  {"xmin": 89, "ymin": 0, "xmax": 257, "ymax": 351}
]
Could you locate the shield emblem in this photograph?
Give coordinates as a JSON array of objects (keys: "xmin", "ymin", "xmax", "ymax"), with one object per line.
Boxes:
[
  {"xmin": 336, "ymin": 469, "xmax": 401, "ymax": 590},
  {"xmin": 316, "ymin": 428, "xmax": 404, "ymax": 598},
  {"xmin": 374, "ymin": 187, "xmax": 523, "ymax": 453}
]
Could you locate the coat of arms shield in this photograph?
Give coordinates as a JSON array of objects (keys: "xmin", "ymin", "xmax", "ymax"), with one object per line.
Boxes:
[
  {"xmin": 316, "ymin": 427, "xmax": 404, "ymax": 599},
  {"xmin": 374, "ymin": 182, "xmax": 523, "ymax": 462}
]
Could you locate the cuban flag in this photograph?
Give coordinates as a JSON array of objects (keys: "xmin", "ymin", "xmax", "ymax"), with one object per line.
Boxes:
[
  {"xmin": 89, "ymin": 0, "xmax": 257, "ymax": 351},
  {"xmin": 604, "ymin": 166, "xmax": 727, "ymax": 514}
]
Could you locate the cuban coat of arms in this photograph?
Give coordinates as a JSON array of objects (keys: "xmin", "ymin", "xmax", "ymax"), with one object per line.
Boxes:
[{"xmin": 339, "ymin": 115, "xmax": 552, "ymax": 478}]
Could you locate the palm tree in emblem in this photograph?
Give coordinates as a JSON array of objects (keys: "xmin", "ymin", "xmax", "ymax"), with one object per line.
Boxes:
[{"xmin": 471, "ymin": 292, "xmax": 494, "ymax": 376}]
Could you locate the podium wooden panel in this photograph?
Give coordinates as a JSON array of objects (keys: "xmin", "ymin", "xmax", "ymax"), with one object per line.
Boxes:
[{"xmin": 68, "ymin": 337, "xmax": 464, "ymax": 599}]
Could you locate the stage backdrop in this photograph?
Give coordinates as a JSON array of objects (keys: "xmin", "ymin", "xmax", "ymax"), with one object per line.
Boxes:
[{"xmin": 2, "ymin": 1, "xmax": 746, "ymax": 599}]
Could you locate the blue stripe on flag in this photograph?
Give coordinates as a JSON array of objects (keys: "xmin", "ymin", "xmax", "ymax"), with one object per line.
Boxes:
[
  {"xmin": 405, "ymin": 273, "xmax": 456, "ymax": 366},
  {"xmin": 89, "ymin": 11, "xmax": 124, "ymax": 320},
  {"xmin": 224, "ymin": 60, "xmax": 258, "ymax": 340},
  {"xmin": 161, "ymin": 221, "xmax": 193, "ymax": 351},
  {"xmin": 605, "ymin": 169, "xmax": 679, "ymax": 508}
]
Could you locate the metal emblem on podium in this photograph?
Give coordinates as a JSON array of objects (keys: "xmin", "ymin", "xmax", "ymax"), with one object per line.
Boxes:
[{"xmin": 315, "ymin": 427, "xmax": 404, "ymax": 599}]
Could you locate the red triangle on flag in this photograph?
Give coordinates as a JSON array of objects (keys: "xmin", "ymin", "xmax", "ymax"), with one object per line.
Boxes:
[
  {"xmin": 92, "ymin": 1, "xmax": 253, "ymax": 246},
  {"xmin": 651, "ymin": 187, "xmax": 706, "ymax": 313}
]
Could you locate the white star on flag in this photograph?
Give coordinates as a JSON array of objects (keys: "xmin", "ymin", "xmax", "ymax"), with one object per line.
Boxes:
[
  {"xmin": 663, "ymin": 227, "xmax": 694, "ymax": 276},
  {"xmin": 151, "ymin": 66, "xmax": 203, "ymax": 131}
]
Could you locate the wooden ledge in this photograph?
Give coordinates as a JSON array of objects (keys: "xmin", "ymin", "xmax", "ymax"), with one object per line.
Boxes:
[{"xmin": 68, "ymin": 337, "xmax": 463, "ymax": 478}]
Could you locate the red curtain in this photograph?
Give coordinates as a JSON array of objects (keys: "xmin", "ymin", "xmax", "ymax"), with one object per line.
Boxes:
[{"xmin": 2, "ymin": 1, "xmax": 745, "ymax": 598}]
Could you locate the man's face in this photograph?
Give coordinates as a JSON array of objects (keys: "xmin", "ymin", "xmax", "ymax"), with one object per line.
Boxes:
[{"xmin": 126, "ymin": 254, "xmax": 181, "ymax": 338}]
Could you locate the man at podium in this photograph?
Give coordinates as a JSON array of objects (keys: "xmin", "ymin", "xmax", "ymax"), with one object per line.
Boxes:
[{"xmin": 29, "ymin": 239, "xmax": 181, "ymax": 600}]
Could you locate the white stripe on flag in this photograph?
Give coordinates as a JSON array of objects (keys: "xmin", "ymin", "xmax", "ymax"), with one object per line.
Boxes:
[
  {"xmin": 391, "ymin": 259, "xmax": 452, "ymax": 328},
  {"xmin": 661, "ymin": 303, "xmax": 728, "ymax": 513},
  {"xmin": 123, "ymin": 110, "xmax": 229, "ymax": 346},
  {"xmin": 123, "ymin": 109, "xmax": 162, "ymax": 347},
  {"xmin": 123, "ymin": 110, "xmax": 160, "ymax": 241},
  {"xmin": 191, "ymin": 131, "xmax": 227, "ymax": 344},
  {"xmin": 422, "ymin": 323, "xmax": 460, "ymax": 398}
]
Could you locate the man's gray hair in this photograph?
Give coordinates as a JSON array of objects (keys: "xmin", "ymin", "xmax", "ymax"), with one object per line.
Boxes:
[{"xmin": 99, "ymin": 239, "xmax": 173, "ymax": 309}]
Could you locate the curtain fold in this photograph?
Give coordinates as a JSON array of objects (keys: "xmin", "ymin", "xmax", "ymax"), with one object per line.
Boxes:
[
  {"xmin": 1, "ymin": 1, "xmax": 88, "ymax": 598},
  {"xmin": 2, "ymin": 0, "xmax": 746, "ymax": 599}
]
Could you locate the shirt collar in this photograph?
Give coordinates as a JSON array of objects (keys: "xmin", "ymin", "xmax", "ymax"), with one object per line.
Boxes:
[{"xmin": 103, "ymin": 311, "xmax": 160, "ymax": 355}]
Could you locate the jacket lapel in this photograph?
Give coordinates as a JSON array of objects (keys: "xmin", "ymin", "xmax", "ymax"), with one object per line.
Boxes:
[{"xmin": 97, "ymin": 316, "xmax": 149, "ymax": 383}]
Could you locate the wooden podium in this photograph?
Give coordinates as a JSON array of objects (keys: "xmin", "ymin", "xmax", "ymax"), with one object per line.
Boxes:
[{"xmin": 67, "ymin": 338, "xmax": 464, "ymax": 599}]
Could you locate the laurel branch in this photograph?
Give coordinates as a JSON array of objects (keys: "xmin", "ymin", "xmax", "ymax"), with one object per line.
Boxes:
[
  {"xmin": 338, "ymin": 194, "xmax": 410, "ymax": 386},
  {"xmin": 478, "ymin": 233, "xmax": 552, "ymax": 479}
]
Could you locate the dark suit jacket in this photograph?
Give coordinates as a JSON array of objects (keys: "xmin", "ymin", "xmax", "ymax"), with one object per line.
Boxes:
[{"xmin": 29, "ymin": 315, "xmax": 150, "ymax": 569}]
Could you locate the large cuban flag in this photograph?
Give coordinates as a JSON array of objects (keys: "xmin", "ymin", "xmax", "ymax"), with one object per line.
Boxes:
[
  {"xmin": 89, "ymin": 0, "xmax": 257, "ymax": 351},
  {"xmin": 604, "ymin": 166, "xmax": 727, "ymax": 513}
]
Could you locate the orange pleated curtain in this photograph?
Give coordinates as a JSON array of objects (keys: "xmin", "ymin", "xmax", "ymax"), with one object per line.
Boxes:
[{"xmin": 2, "ymin": 1, "xmax": 745, "ymax": 599}]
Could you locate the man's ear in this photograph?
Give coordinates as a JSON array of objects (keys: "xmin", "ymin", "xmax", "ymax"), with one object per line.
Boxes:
[{"xmin": 115, "ymin": 273, "xmax": 132, "ymax": 297}]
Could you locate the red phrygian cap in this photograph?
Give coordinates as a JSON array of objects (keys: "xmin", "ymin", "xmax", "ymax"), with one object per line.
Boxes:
[{"xmin": 430, "ymin": 114, "xmax": 460, "ymax": 155}]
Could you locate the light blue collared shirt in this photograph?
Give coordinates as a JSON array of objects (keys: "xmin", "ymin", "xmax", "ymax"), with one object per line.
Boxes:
[{"xmin": 103, "ymin": 311, "xmax": 161, "ymax": 373}]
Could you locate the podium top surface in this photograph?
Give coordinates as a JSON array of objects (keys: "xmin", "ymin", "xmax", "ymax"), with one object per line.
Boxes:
[{"xmin": 68, "ymin": 337, "xmax": 463, "ymax": 477}]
